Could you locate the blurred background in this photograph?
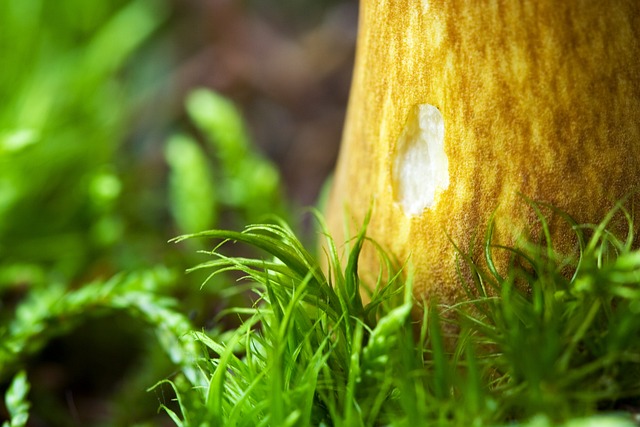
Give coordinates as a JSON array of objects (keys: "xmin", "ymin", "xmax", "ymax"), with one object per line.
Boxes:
[
  {"xmin": 0, "ymin": 0, "xmax": 357, "ymax": 425},
  {"xmin": 169, "ymin": 0, "xmax": 357, "ymax": 206}
]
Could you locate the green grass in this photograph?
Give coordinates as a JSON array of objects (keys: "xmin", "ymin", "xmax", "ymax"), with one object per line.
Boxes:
[{"xmin": 146, "ymin": 200, "xmax": 640, "ymax": 427}]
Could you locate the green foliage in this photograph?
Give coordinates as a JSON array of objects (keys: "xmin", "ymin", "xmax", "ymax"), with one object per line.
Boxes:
[
  {"xmin": 512, "ymin": 414, "xmax": 636, "ymax": 427},
  {"xmin": 0, "ymin": 1, "xmax": 179, "ymax": 421},
  {"xmin": 0, "ymin": 268, "xmax": 203, "ymax": 424},
  {"xmin": 0, "ymin": 0, "xmax": 285, "ymax": 284},
  {"xmin": 2, "ymin": 371, "xmax": 29, "ymax": 427},
  {"xmin": 0, "ymin": 0, "xmax": 167, "ymax": 281},
  {"xmin": 161, "ymin": 214, "xmax": 411, "ymax": 426},
  {"xmin": 0, "ymin": 0, "xmax": 287, "ymax": 423},
  {"xmin": 178, "ymin": 89, "xmax": 287, "ymax": 225},
  {"xmin": 166, "ymin": 134, "xmax": 218, "ymax": 234},
  {"xmin": 454, "ymin": 201, "xmax": 640, "ymax": 421},
  {"xmin": 165, "ymin": 88, "xmax": 286, "ymax": 237},
  {"xmin": 159, "ymin": 201, "xmax": 640, "ymax": 426}
]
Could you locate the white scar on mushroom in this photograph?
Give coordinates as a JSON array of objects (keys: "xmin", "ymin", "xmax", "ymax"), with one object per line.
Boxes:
[
  {"xmin": 421, "ymin": 0, "xmax": 430, "ymax": 13},
  {"xmin": 392, "ymin": 104, "xmax": 449, "ymax": 216}
]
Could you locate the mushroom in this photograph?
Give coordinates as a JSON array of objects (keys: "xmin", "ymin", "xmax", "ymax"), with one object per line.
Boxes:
[{"xmin": 325, "ymin": 1, "xmax": 640, "ymax": 305}]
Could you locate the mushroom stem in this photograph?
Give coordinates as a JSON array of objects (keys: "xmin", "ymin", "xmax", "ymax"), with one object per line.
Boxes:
[{"xmin": 326, "ymin": 1, "xmax": 640, "ymax": 304}]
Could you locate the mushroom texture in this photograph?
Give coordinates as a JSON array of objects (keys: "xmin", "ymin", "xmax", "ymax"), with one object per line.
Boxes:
[{"xmin": 326, "ymin": 1, "xmax": 640, "ymax": 305}]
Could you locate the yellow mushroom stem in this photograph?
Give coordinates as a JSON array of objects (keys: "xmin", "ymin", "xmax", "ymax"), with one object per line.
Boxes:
[{"xmin": 326, "ymin": 1, "xmax": 640, "ymax": 305}]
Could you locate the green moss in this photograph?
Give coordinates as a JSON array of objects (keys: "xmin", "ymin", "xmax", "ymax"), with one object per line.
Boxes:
[{"xmin": 158, "ymin": 200, "xmax": 640, "ymax": 426}]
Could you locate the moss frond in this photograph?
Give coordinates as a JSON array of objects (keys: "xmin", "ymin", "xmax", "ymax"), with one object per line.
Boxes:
[{"xmin": 160, "ymin": 202, "xmax": 640, "ymax": 426}]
